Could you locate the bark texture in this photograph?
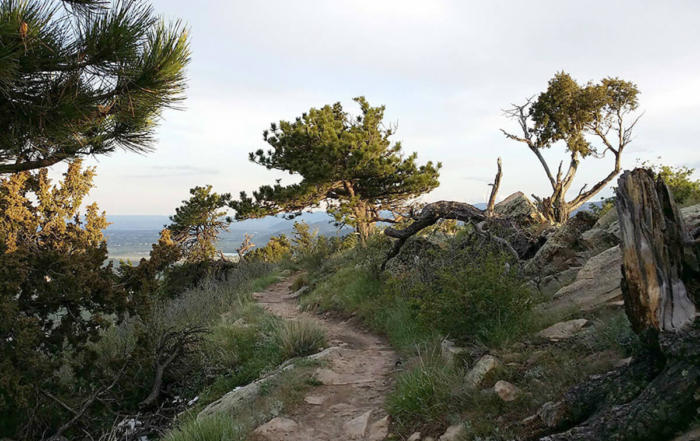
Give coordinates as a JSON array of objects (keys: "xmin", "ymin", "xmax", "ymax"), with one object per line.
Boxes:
[{"xmin": 535, "ymin": 169, "xmax": 700, "ymax": 441}]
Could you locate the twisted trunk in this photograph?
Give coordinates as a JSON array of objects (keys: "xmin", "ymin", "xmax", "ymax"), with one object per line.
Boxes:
[{"xmin": 534, "ymin": 168, "xmax": 700, "ymax": 441}]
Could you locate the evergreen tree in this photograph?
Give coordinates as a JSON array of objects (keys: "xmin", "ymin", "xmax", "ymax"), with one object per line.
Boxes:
[
  {"xmin": 168, "ymin": 185, "xmax": 232, "ymax": 263},
  {"xmin": 230, "ymin": 97, "xmax": 441, "ymax": 242},
  {"xmin": 0, "ymin": 161, "xmax": 129, "ymax": 433},
  {"xmin": 0, "ymin": 0, "xmax": 190, "ymax": 173}
]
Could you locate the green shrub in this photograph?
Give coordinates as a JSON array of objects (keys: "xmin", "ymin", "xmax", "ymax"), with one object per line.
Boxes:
[
  {"xmin": 163, "ymin": 415, "xmax": 246, "ymax": 441},
  {"xmin": 274, "ymin": 318, "xmax": 327, "ymax": 359}
]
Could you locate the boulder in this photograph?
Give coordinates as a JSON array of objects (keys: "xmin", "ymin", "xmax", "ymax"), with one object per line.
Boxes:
[
  {"xmin": 494, "ymin": 192, "xmax": 545, "ymax": 223},
  {"xmin": 547, "ymin": 246, "xmax": 623, "ymax": 312},
  {"xmin": 368, "ymin": 415, "xmax": 390, "ymax": 441},
  {"xmin": 536, "ymin": 319, "xmax": 588, "ymax": 341},
  {"xmin": 407, "ymin": 433, "xmax": 422, "ymax": 441},
  {"xmin": 525, "ymin": 211, "xmax": 598, "ymax": 281},
  {"xmin": 671, "ymin": 426, "xmax": 700, "ymax": 441},
  {"xmin": 385, "ymin": 237, "xmax": 442, "ymax": 276},
  {"xmin": 494, "ymin": 380, "xmax": 520, "ymax": 402},
  {"xmin": 439, "ymin": 424, "xmax": 467, "ymax": 441},
  {"xmin": 464, "ymin": 355, "xmax": 499, "ymax": 389},
  {"xmin": 343, "ymin": 411, "xmax": 373, "ymax": 439}
]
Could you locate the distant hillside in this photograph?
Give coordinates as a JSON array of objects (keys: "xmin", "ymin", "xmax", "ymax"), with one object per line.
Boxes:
[{"xmin": 105, "ymin": 212, "xmax": 350, "ymax": 261}]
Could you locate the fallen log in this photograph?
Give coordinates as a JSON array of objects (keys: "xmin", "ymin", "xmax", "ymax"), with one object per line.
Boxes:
[{"xmin": 533, "ymin": 168, "xmax": 700, "ymax": 441}]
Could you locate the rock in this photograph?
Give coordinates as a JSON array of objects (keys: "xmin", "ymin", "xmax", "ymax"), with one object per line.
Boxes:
[
  {"xmin": 537, "ymin": 267, "xmax": 580, "ymax": 298},
  {"xmin": 494, "ymin": 380, "xmax": 520, "ymax": 402},
  {"xmin": 547, "ymin": 246, "xmax": 623, "ymax": 312},
  {"xmin": 525, "ymin": 211, "xmax": 598, "ymax": 280},
  {"xmin": 343, "ymin": 410, "xmax": 372, "ymax": 439},
  {"xmin": 385, "ymin": 237, "xmax": 442, "ymax": 275},
  {"xmin": 286, "ymin": 285, "xmax": 309, "ymax": 299},
  {"xmin": 253, "ymin": 417, "xmax": 299, "ymax": 438},
  {"xmin": 441, "ymin": 338, "xmax": 465, "ymax": 367},
  {"xmin": 536, "ymin": 319, "xmax": 588, "ymax": 341},
  {"xmin": 368, "ymin": 415, "xmax": 390, "ymax": 441},
  {"xmin": 439, "ymin": 424, "xmax": 467, "ymax": 441},
  {"xmin": 197, "ymin": 377, "xmax": 267, "ymax": 420},
  {"xmin": 494, "ymin": 192, "xmax": 545, "ymax": 223},
  {"xmin": 304, "ymin": 395, "xmax": 325, "ymax": 405},
  {"xmin": 671, "ymin": 426, "xmax": 700, "ymax": 441},
  {"xmin": 614, "ymin": 357, "xmax": 633, "ymax": 368},
  {"xmin": 424, "ymin": 438, "xmax": 435, "ymax": 441},
  {"xmin": 464, "ymin": 355, "xmax": 499, "ymax": 389},
  {"xmin": 538, "ymin": 401, "xmax": 567, "ymax": 428},
  {"xmin": 407, "ymin": 433, "xmax": 422, "ymax": 441}
]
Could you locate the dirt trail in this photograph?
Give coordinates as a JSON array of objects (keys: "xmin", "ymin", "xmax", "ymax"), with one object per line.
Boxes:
[{"xmin": 252, "ymin": 277, "xmax": 397, "ymax": 441}]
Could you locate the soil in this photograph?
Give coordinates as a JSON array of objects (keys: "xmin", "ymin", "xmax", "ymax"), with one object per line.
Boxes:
[{"xmin": 252, "ymin": 276, "xmax": 398, "ymax": 440}]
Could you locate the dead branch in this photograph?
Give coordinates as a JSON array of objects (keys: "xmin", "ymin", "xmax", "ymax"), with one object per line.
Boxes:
[
  {"xmin": 139, "ymin": 326, "xmax": 209, "ymax": 408},
  {"xmin": 485, "ymin": 157, "xmax": 503, "ymax": 218}
]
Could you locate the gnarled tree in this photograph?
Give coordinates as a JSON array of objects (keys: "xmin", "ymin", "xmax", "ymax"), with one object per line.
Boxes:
[
  {"xmin": 502, "ymin": 72, "xmax": 641, "ymax": 223},
  {"xmin": 527, "ymin": 168, "xmax": 700, "ymax": 441},
  {"xmin": 0, "ymin": 0, "xmax": 190, "ymax": 174},
  {"xmin": 229, "ymin": 97, "xmax": 441, "ymax": 243}
]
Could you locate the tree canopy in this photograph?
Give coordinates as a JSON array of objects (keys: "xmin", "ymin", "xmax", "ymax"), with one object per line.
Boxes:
[
  {"xmin": 0, "ymin": 0, "xmax": 190, "ymax": 173},
  {"xmin": 230, "ymin": 97, "xmax": 441, "ymax": 241},
  {"xmin": 502, "ymin": 72, "xmax": 641, "ymax": 223}
]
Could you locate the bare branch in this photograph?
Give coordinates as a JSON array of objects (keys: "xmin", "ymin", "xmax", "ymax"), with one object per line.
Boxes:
[{"xmin": 485, "ymin": 157, "xmax": 503, "ymax": 218}]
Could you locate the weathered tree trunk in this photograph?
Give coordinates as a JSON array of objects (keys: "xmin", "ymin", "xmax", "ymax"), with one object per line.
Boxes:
[{"xmin": 535, "ymin": 169, "xmax": 700, "ymax": 441}]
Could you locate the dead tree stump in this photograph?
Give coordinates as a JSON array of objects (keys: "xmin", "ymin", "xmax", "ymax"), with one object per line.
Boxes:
[{"xmin": 538, "ymin": 169, "xmax": 700, "ymax": 441}]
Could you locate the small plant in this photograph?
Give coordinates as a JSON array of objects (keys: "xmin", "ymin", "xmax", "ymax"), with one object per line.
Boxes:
[
  {"xmin": 273, "ymin": 318, "xmax": 327, "ymax": 359},
  {"xmin": 386, "ymin": 350, "xmax": 458, "ymax": 433}
]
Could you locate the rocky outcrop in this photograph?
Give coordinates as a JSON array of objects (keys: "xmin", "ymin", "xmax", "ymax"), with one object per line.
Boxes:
[
  {"xmin": 525, "ymin": 211, "xmax": 598, "ymax": 283},
  {"xmin": 546, "ymin": 246, "xmax": 623, "ymax": 312},
  {"xmin": 494, "ymin": 192, "xmax": 545, "ymax": 223}
]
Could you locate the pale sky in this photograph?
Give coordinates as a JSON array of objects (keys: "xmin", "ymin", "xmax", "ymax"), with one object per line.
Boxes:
[{"xmin": 54, "ymin": 0, "xmax": 700, "ymax": 215}]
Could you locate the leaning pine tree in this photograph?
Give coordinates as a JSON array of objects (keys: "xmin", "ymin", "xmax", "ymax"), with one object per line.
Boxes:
[
  {"xmin": 0, "ymin": 0, "xmax": 190, "ymax": 173},
  {"xmin": 230, "ymin": 97, "xmax": 441, "ymax": 243}
]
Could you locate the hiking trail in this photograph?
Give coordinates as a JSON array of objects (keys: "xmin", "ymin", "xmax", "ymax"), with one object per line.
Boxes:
[{"xmin": 252, "ymin": 276, "xmax": 398, "ymax": 441}]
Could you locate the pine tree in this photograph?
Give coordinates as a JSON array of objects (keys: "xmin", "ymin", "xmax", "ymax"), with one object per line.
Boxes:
[
  {"xmin": 0, "ymin": 0, "xmax": 190, "ymax": 173},
  {"xmin": 230, "ymin": 97, "xmax": 441, "ymax": 242},
  {"xmin": 168, "ymin": 185, "xmax": 232, "ymax": 263}
]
